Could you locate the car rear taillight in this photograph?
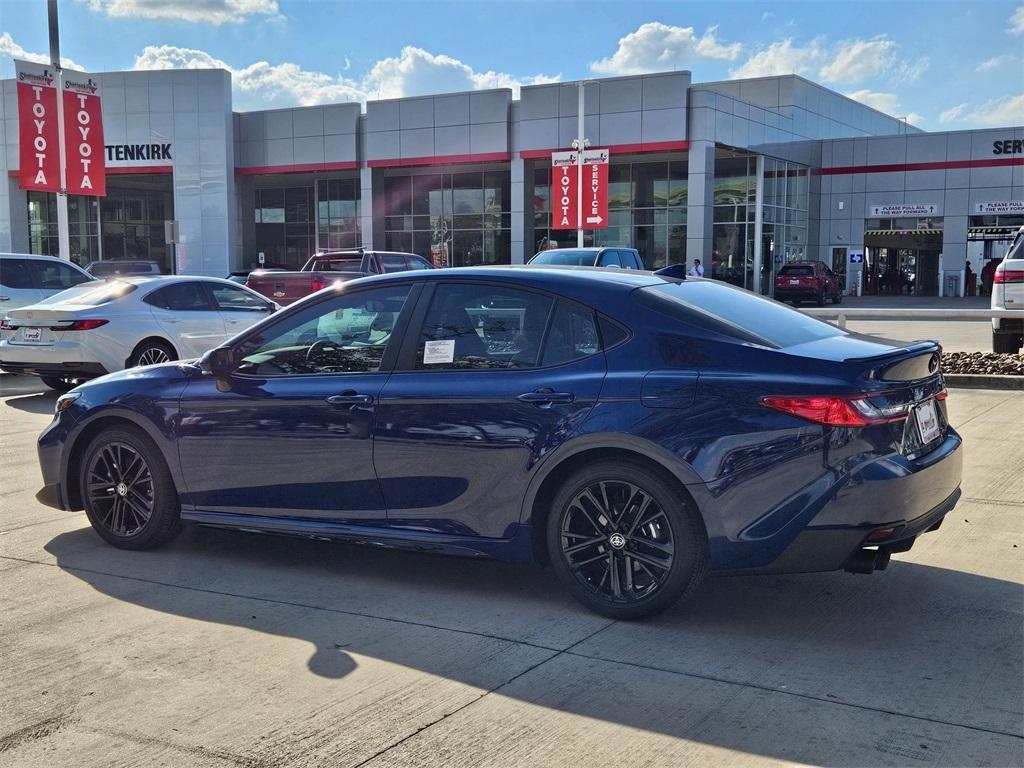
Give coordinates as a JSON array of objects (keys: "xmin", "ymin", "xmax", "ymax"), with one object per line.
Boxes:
[
  {"xmin": 761, "ymin": 394, "xmax": 911, "ymax": 427},
  {"xmin": 52, "ymin": 319, "xmax": 109, "ymax": 331},
  {"xmin": 994, "ymin": 270, "xmax": 1024, "ymax": 284},
  {"xmin": 310, "ymin": 276, "xmax": 329, "ymax": 292}
]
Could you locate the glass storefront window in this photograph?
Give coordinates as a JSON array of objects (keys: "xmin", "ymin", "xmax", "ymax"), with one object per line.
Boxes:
[
  {"xmin": 532, "ymin": 159, "xmax": 687, "ymax": 269},
  {"xmin": 384, "ymin": 170, "xmax": 511, "ymax": 267},
  {"xmin": 255, "ymin": 186, "xmax": 314, "ymax": 269},
  {"xmin": 317, "ymin": 178, "xmax": 360, "ymax": 251}
]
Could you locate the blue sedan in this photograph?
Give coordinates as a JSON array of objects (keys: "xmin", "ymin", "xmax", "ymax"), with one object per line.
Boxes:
[{"xmin": 36, "ymin": 267, "xmax": 962, "ymax": 619}]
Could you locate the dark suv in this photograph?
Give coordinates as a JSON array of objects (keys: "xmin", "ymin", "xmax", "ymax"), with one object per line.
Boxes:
[
  {"xmin": 774, "ymin": 261, "xmax": 843, "ymax": 306},
  {"xmin": 529, "ymin": 247, "xmax": 644, "ymax": 270}
]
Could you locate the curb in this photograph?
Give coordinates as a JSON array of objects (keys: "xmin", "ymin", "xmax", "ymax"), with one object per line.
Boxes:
[{"xmin": 944, "ymin": 373, "xmax": 1024, "ymax": 390}]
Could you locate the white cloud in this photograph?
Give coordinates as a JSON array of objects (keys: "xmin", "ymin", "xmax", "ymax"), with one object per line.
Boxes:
[
  {"xmin": 818, "ymin": 36, "xmax": 896, "ymax": 83},
  {"xmin": 590, "ymin": 21, "xmax": 742, "ymax": 75},
  {"xmin": 845, "ymin": 89, "xmax": 900, "ymax": 114},
  {"xmin": 939, "ymin": 103, "xmax": 969, "ymax": 123},
  {"xmin": 729, "ymin": 39, "xmax": 822, "ymax": 78},
  {"xmin": 1011, "ymin": 5, "xmax": 1024, "ymax": 34},
  {"xmin": 0, "ymin": 31, "xmax": 84, "ymax": 70},
  {"xmin": 961, "ymin": 94, "xmax": 1024, "ymax": 125},
  {"xmin": 904, "ymin": 112, "xmax": 924, "ymax": 126},
  {"xmin": 84, "ymin": 0, "xmax": 281, "ymax": 25},
  {"xmin": 977, "ymin": 54, "xmax": 1016, "ymax": 71},
  {"xmin": 133, "ymin": 44, "xmax": 558, "ymax": 108},
  {"xmin": 364, "ymin": 46, "xmax": 558, "ymax": 100}
]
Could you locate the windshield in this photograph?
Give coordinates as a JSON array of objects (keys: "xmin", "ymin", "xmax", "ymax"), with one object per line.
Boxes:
[
  {"xmin": 38, "ymin": 280, "xmax": 137, "ymax": 306},
  {"xmin": 531, "ymin": 250, "xmax": 598, "ymax": 266},
  {"xmin": 635, "ymin": 281, "xmax": 843, "ymax": 349},
  {"xmin": 778, "ymin": 265, "xmax": 814, "ymax": 276}
]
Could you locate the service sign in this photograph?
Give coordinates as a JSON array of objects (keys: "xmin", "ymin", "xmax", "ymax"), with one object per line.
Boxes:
[
  {"xmin": 581, "ymin": 149, "xmax": 609, "ymax": 229},
  {"xmin": 14, "ymin": 59, "xmax": 60, "ymax": 193},
  {"xmin": 62, "ymin": 70, "xmax": 105, "ymax": 196},
  {"xmin": 551, "ymin": 160, "xmax": 578, "ymax": 230},
  {"xmin": 974, "ymin": 201, "xmax": 1024, "ymax": 214},
  {"xmin": 869, "ymin": 204, "xmax": 940, "ymax": 217}
]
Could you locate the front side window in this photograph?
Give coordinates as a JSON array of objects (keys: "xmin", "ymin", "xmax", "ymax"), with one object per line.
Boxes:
[
  {"xmin": 210, "ymin": 283, "xmax": 270, "ymax": 311},
  {"xmin": 407, "ymin": 256, "xmax": 433, "ymax": 271},
  {"xmin": 598, "ymin": 250, "xmax": 622, "ymax": 268},
  {"xmin": 36, "ymin": 261, "xmax": 90, "ymax": 290},
  {"xmin": 380, "ymin": 254, "xmax": 407, "ymax": 273},
  {"xmin": 415, "ymin": 283, "xmax": 554, "ymax": 370},
  {"xmin": 234, "ymin": 285, "xmax": 410, "ymax": 376},
  {"xmin": 145, "ymin": 282, "xmax": 212, "ymax": 311}
]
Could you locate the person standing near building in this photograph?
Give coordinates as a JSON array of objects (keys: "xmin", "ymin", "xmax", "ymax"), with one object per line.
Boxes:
[
  {"xmin": 687, "ymin": 258, "xmax": 704, "ymax": 277},
  {"xmin": 965, "ymin": 261, "xmax": 976, "ymax": 296}
]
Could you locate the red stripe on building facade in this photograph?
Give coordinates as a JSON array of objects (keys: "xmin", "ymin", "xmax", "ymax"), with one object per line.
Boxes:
[{"xmin": 822, "ymin": 157, "xmax": 1024, "ymax": 175}]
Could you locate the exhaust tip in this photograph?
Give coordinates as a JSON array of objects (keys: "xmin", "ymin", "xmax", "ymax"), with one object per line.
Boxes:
[{"xmin": 845, "ymin": 548, "xmax": 881, "ymax": 574}]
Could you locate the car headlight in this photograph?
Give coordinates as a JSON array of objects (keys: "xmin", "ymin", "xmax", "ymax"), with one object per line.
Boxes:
[{"xmin": 55, "ymin": 392, "xmax": 81, "ymax": 414}]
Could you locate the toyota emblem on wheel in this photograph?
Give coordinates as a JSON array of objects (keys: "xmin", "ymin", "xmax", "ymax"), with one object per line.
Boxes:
[{"xmin": 608, "ymin": 532, "xmax": 626, "ymax": 549}]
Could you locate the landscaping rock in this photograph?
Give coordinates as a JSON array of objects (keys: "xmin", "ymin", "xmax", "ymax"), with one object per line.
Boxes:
[{"xmin": 942, "ymin": 351, "xmax": 1024, "ymax": 376}]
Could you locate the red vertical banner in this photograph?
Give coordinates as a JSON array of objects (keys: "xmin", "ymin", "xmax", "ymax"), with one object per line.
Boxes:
[
  {"xmin": 62, "ymin": 73, "xmax": 105, "ymax": 196},
  {"xmin": 550, "ymin": 152, "xmax": 578, "ymax": 230},
  {"xmin": 581, "ymin": 149, "xmax": 609, "ymax": 229},
  {"xmin": 15, "ymin": 60, "xmax": 60, "ymax": 193}
]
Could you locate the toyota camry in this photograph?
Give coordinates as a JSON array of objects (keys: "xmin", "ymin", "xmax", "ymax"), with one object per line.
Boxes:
[{"xmin": 36, "ymin": 267, "xmax": 962, "ymax": 619}]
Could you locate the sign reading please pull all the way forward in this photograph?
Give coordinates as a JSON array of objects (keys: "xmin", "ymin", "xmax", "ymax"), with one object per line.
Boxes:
[
  {"xmin": 15, "ymin": 60, "xmax": 60, "ymax": 193},
  {"xmin": 15, "ymin": 59, "xmax": 105, "ymax": 197},
  {"xmin": 62, "ymin": 72, "xmax": 105, "ymax": 196}
]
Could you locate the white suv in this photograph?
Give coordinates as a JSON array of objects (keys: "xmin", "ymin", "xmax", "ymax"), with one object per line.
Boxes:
[
  {"xmin": 1, "ymin": 253, "xmax": 94, "ymax": 312},
  {"xmin": 992, "ymin": 226, "xmax": 1024, "ymax": 353}
]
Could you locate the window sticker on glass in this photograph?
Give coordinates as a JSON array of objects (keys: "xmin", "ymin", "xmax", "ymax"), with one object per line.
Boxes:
[{"xmin": 423, "ymin": 339, "xmax": 456, "ymax": 364}]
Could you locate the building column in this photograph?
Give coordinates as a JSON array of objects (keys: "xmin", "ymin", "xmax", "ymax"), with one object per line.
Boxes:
[
  {"xmin": 359, "ymin": 166, "xmax": 374, "ymax": 249},
  {"xmin": 510, "ymin": 155, "xmax": 526, "ymax": 264},
  {"xmin": 686, "ymin": 139, "xmax": 715, "ymax": 266},
  {"xmin": 752, "ymin": 156, "xmax": 764, "ymax": 294}
]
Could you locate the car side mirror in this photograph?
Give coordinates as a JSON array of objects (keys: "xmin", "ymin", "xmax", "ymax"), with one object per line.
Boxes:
[{"xmin": 199, "ymin": 346, "xmax": 235, "ymax": 377}]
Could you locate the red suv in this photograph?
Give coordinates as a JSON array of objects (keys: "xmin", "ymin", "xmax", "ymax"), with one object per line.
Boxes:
[{"xmin": 774, "ymin": 261, "xmax": 843, "ymax": 306}]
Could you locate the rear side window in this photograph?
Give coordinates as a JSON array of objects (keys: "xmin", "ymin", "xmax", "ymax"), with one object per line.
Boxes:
[
  {"xmin": 636, "ymin": 282, "xmax": 843, "ymax": 349},
  {"xmin": 619, "ymin": 250, "xmax": 642, "ymax": 269},
  {"xmin": 145, "ymin": 282, "xmax": 211, "ymax": 311},
  {"xmin": 598, "ymin": 250, "xmax": 621, "ymax": 268},
  {"xmin": 541, "ymin": 301, "xmax": 600, "ymax": 366},
  {"xmin": 210, "ymin": 283, "xmax": 269, "ymax": 311},
  {"xmin": 0, "ymin": 258, "xmax": 36, "ymax": 289},
  {"xmin": 1007, "ymin": 229, "xmax": 1024, "ymax": 261},
  {"xmin": 778, "ymin": 265, "xmax": 814, "ymax": 276},
  {"xmin": 415, "ymin": 284, "xmax": 553, "ymax": 370}
]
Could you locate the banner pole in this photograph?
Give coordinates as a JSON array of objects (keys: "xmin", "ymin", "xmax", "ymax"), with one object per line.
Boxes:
[
  {"xmin": 576, "ymin": 81, "xmax": 584, "ymax": 248},
  {"xmin": 48, "ymin": 0, "xmax": 71, "ymax": 263}
]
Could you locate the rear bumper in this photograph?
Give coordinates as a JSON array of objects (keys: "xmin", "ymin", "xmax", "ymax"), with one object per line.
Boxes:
[
  {"xmin": 0, "ymin": 360, "xmax": 107, "ymax": 378},
  {"xmin": 992, "ymin": 316, "xmax": 1023, "ymax": 333},
  {"xmin": 774, "ymin": 288, "xmax": 822, "ymax": 301}
]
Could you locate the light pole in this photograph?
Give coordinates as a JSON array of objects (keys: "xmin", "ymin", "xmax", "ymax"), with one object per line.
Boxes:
[{"xmin": 48, "ymin": 0, "xmax": 71, "ymax": 262}]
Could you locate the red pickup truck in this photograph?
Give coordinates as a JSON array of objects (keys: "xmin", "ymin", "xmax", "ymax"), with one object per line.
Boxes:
[{"xmin": 245, "ymin": 250, "xmax": 434, "ymax": 305}]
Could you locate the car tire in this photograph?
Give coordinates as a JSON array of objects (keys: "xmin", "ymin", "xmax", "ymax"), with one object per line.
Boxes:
[
  {"xmin": 40, "ymin": 375, "xmax": 80, "ymax": 393},
  {"xmin": 833, "ymin": 290, "xmax": 843, "ymax": 305},
  {"xmin": 546, "ymin": 459, "xmax": 709, "ymax": 620},
  {"xmin": 993, "ymin": 330, "xmax": 1023, "ymax": 354},
  {"xmin": 816, "ymin": 290, "xmax": 826, "ymax": 307},
  {"xmin": 128, "ymin": 339, "xmax": 176, "ymax": 368},
  {"xmin": 80, "ymin": 425, "xmax": 181, "ymax": 550}
]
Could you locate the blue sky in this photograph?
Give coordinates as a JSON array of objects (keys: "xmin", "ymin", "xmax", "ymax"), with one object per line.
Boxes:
[{"xmin": 1, "ymin": 0, "xmax": 1022, "ymax": 129}]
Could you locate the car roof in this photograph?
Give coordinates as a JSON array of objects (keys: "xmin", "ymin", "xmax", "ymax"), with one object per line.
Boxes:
[
  {"xmin": 347, "ymin": 264, "xmax": 673, "ymax": 292},
  {"xmin": 102, "ymin": 274, "xmax": 245, "ymax": 288},
  {"xmin": 540, "ymin": 247, "xmax": 604, "ymax": 252}
]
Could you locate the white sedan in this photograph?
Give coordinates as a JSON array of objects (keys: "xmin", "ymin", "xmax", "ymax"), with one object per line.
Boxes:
[{"xmin": 0, "ymin": 275, "xmax": 277, "ymax": 391}]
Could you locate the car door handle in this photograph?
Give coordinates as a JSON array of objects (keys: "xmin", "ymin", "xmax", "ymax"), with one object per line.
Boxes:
[
  {"xmin": 0, "ymin": 296, "xmax": 9, "ymax": 301},
  {"xmin": 326, "ymin": 392, "xmax": 374, "ymax": 405},
  {"xmin": 517, "ymin": 390, "xmax": 575, "ymax": 404}
]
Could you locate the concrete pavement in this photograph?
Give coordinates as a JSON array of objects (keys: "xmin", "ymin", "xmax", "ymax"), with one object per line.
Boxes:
[{"xmin": 1, "ymin": 376, "xmax": 1022, "ymax": 767}]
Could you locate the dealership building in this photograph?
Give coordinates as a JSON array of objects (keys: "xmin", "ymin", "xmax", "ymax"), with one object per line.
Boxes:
[{"xmin": 1, "ymin": 67, "xmax": 1022, "ymax": 296}]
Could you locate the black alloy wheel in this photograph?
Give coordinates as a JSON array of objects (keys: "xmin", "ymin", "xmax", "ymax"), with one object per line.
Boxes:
[
  {"xmin": 81, "ymin": 426, "xmax": 181, "ymax": 549},
  {"xmin": 547, "ymin": 460, "xmax": 708, "ymax": 620}
]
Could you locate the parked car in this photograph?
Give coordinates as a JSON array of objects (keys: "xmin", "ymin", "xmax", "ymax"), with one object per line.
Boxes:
[
  {"xmin": 0, "ymin": 253, "xmax": 94, "ymax": 312},
  {"xmin": 86, "ymin": 260, "xmax": 163, "ymax": 278},
  {"xmin": 36, "ymin": 267, "xmax": 962, "ymax": 619},
  {"xmin": 773, "ymin": 261, "xmax": 843, "ymax": 306},
  {"xmin": 992, "ymin": 225, "xmax": 1023, "ymax": 353},
  {"xmin": 246, "ymin": 249, "xmax": 435, "ymax": 305},
  {"xmin": 529, "ymin": 247, "xmax": 644, "ymax": 270},
  {"xmin": 0, "ymin": 275, "xmax": 276, "ymax": 391}
]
